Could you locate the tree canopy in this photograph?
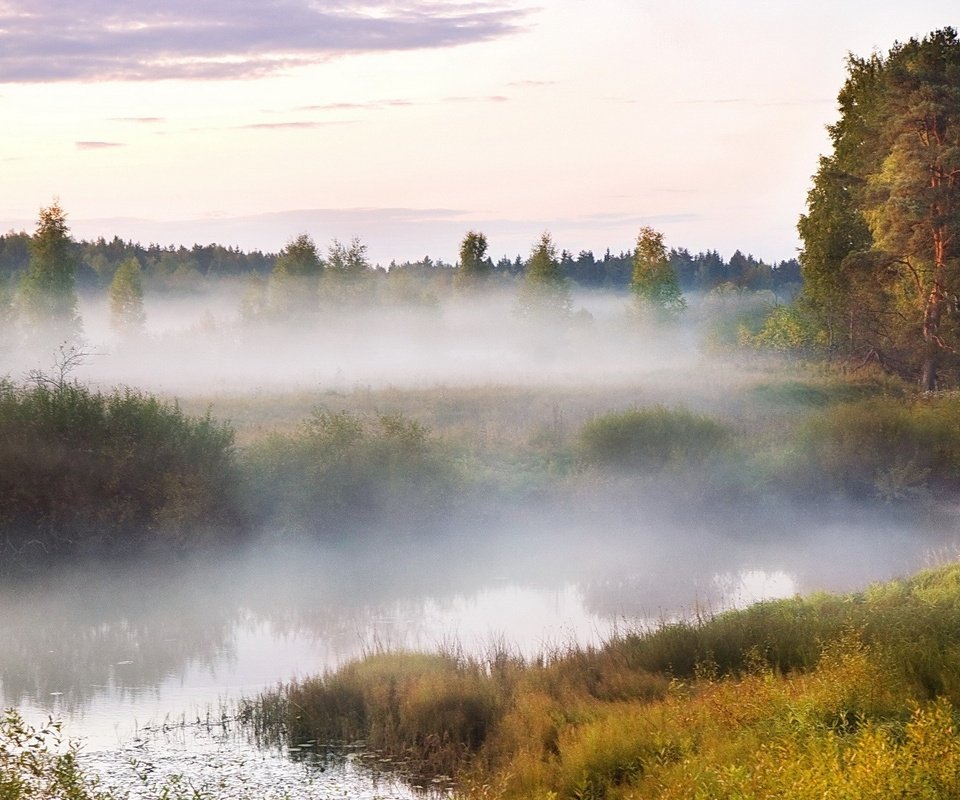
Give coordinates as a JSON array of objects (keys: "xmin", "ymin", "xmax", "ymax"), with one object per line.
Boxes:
[
  {"xmin": 455, "ymin": 231, "xmax": 491, "ymax": 289},
  {"xmin": 18, "ymin": 202, "xmax": 81, "ymax": 341},
  {"xmin": 800, "ymin": 28, "xmax": 960, "ymax": 389},
  {"xmin": 517, "ymin": 232, "xmax": 571, "ymax": 318},
  {"xmin": 631, "ymin": 227, "xmax": 686, "ymax": 321}
]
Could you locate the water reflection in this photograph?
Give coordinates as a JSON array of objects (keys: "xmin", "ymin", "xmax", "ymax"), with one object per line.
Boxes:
[{"xmin": 1, "ymin": 511, "xmax": 954, "ymax": 754}]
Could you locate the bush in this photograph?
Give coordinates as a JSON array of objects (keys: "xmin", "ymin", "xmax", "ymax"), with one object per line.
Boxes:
[
  {"xmin": 0, "ymin": 379, "xmax": 240, "ymax": 560},
  {"xmin": 243, "ymin": 410, "xmax": 456, "ymax": 536},
  {"xmin": 578, "ymin": 406, "xmax": 729, "ymax": 471},
  {"xmin": 0, "ymin": 710, "xmax": 99, "ymax": 800},
  {"xmin": 789, "ymin": 396, "xmax": 960, "ymax": 500}
]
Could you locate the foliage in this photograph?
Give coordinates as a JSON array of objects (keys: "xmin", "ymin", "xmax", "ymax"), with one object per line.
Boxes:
[
  {"xmin": 747, "ymin": 304, "xmax": 824, "ymax": 352},
  {"xmin": 242, "ymin": 409, "xmax": 455, "ymax": 536},
  {"xmin": 0, "ymin": 378, "xmax": 239, "ymax": 560},
  {"xmin": 517, "ymin": 232, "xmax": 571, "ymax": 318},
  {"xmin": 630, "ymin": 227, "xmax": 686, "ymax": 321},
  {"xmin": 108, "ymin": 256, "xmax": 146, "ymax": 336},
  {"xmin": 17, "ymin": 203, "xmax": 81, "ymax": 343},
  {"xmin": 578, "ymin": 406, "xmax": 729, "ymax": 471},
  {"xmin": 799, "ymin": 28, "xmax": 960, "ymax": 388}
]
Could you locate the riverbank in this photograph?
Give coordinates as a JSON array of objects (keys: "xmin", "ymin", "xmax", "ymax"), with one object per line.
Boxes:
[{"xmin": 247, "ymin": 559, "xmax": 960, "ymax": 799}]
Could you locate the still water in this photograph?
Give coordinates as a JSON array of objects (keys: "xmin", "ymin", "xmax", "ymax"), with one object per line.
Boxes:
[{"xmin": 0, "ymin": 515, "xmax": 952, "ymax": 797}]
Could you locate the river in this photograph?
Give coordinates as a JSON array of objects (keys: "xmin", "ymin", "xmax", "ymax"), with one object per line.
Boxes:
[{"xmin": 0, "ymin": 512, "xmax": 952, "ymax": 798}]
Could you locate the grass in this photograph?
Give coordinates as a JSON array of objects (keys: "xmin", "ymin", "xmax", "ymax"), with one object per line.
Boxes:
[
  {"xmin": 577, "ymin": 406, "xmax": 730, "ymax": 471},
  {"xmin": 241, "ymin": 561, "xmax": 960, "ymax": 800},
  {"xmin": 0, "ymin": 378, "xmax": 240, "ymax": 562},
  {"xmin": 2, "ymin": 355, "xmax": 949, "ymax": 566}
]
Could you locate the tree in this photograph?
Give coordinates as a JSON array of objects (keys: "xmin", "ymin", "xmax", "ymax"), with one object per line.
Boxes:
[
  {"xmin": 517, "ymin": 232, "xmax": 571, "ymax": 317},
  {"xmin": 270, "ymin": 233, "xmax": 323, "ymax": 316},
  {"xmin": 326, "ymin": 236, "xmax": 369, "ymax": 276},
  {"xmin": 321, "ymin": 236, "xmax": 371, "ymax": 302},
  {"xmin": 109, "ymin": 256, "xmax": 146, "ymax": 336},
  {"xmin": 19, "ymin": 202, "xmax": 81, "ymax": 341},
  {"xmin": 799, "ymin": 29, "xmax": 960, "ymax": 389},
  {"xmin": 630, "ymin": 227, "xmax": 686, "ymax": 321},
  {"xmin": 455, "ymin": 231, "xmax": 490, "ymax": 288}
]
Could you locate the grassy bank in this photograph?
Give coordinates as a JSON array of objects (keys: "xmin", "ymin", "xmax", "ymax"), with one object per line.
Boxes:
[
  {"xmin": 242, "ymin": 561, "xmax": 960, "ymax": 799},
  {"xmin": 6, "ymin": 354, "xmax": 960, "ymax": 564},
  {"xmin": 0, "ymin": 378, "xmax": 240, "ymax": 562}
]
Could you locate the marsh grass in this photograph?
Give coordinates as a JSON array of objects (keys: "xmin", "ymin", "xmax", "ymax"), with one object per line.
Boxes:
[
  {"xmin": 0, "ymin": 379, "xmax": 240, "ymax": 562},
  {"xmin": 577, "ymin": 406, "xmax": 730, "ymax": 472},
  {"xmin": 245, "ymin": 562, "xmax": 960, "ymax": 799}
]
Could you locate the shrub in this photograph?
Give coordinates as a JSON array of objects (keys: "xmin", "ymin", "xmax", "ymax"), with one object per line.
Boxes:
[
  {"xmin": 789, "ymin": 396, "xmax": 960, "ymax": 500},
  {"xmin": 0, "ymin": 710, "xmax": 100, "ymax": 800},
  {"xmin": 0, "ymin": 380, "xmax": 240, "ymax": 560},
  {"xmin": 242, "ymin": 410, "xmax": 455, "ymax": 535},
  {"xmin": 578, "ymin": 406, "xmax": 729, "ymax": 471}
]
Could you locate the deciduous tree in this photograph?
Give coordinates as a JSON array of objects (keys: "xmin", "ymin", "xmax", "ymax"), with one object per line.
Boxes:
[
  {"xmin": 631, "ymin": 227, "xmax": 686, "ymax": 321},
  {"xmin": 109, "ymin": 256, "xmax": 146, "ymax": 336},
  {"xmin": 455, "ymin": 230, "xmax": 490, "ymax": 288},
  {"xmin": 270, "ymin": 233, "xmax": 323, "ymax": 316},
  {"xmin": 19, "ymin": 202, "xmax": 81, "ymax": 341},
  {"xmin": 517, "ymin": 232, "xmax": 571, "ymax": 317}
]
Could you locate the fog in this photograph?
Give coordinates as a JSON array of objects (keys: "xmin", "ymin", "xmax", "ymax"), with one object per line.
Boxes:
[
  {"xmin": 4, "ymin": 280, "xmax": 960, "ymax": 795},
  {"xmin": 23, "ymin": 285, "xmax": 701, "ymax": 395}
]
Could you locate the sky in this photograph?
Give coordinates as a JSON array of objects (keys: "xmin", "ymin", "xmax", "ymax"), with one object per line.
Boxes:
[{"xmin": 1, "ymin": 0, "xmax": 957, "ymax": 266}]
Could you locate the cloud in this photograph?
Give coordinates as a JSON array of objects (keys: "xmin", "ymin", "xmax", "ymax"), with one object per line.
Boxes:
[
  {"xmin": 443, "ymin": 94, "xmax": 508, "ymax": 103},
  {"xmin": 109, "ymin": 116, "xmax": 166, "ymax": 123},
  {"xmin": 237, "ymin": 120, "xmax": 354, "ymax": 130},
  {"xmin": 507, "ymin": 79, "xmax": 555, "ymax": 87},
  {"xmin": 297, "ymin": 99, "xmax": 416, "ymax": 112},
  {"xmin": 0, "ymin": 1, "xmax": 529, "ymax": 83},
  {"xmin": 75, "ymin": 140, "xmax": 126, "ymax": 149}
]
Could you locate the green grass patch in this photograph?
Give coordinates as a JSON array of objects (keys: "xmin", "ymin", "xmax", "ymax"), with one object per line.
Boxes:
[
  {"xmin": 0, "ymin": 379, "xmax": 240, "ymax": 560},
  {"xmin": 578, "ymin": 406, "xmax": 730, "ymax": 472},
  {"xmin": 244, "ymin": 561, "xmax": 960, "ymax": 799}
]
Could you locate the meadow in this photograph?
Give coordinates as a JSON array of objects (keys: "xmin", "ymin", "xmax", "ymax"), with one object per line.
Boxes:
[{"xmin": 5, "ymin": 291, "xmax": 960, "ymax": 800}]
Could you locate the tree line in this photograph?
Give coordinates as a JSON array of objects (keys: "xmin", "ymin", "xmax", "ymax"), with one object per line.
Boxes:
[
  {"xmin": 799, "ymin": 27, "xmax": 960, "ymax": 390},
  {"xmin": 0, "ymin": 214, "xmax": 800, "ymax": 304}
]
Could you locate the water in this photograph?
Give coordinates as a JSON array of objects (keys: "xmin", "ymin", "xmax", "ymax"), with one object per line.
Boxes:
[{"xmin": 1, "ymin": 514, "xmax": 953, "ymax": 797}]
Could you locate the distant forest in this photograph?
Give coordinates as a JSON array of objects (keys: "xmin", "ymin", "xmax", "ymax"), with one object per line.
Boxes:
[{"xmin": 0, "ymin": 229, "xmax": 801, "ymax": 298}]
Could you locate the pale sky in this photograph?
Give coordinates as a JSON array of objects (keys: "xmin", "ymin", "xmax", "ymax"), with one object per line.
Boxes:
[{"xmin": 1, "ymin": 1, "xmax": 957, "ymax": 265}]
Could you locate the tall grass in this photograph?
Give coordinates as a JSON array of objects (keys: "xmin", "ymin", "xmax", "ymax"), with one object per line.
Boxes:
[
  {"xmin": 242, "ymin": 409, "xmax": 458, "ymax": 537},
  {"xmin": 0, "ymin": 379, "xmax": 240, "ymax": 561},
  {"xmin": 785, "ymin": 394, "xmax": 960, "ymax": 501},
  {"xmin": 244, "ymin": 562, "xmax": 960, "ymax": 799},
  {"xmin": 578, "ymin": 406, "xmax": 730, "ymax": 471}
]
